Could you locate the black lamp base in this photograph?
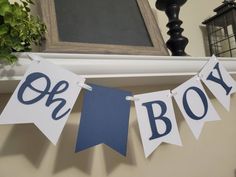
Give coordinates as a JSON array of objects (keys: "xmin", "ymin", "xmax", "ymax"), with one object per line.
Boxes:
[{"xmin": 156, "ymin": 0, "xmax": 189, "ymax": 56}]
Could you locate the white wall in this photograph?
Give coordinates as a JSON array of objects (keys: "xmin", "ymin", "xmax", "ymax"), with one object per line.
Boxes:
[{"xmin": 0, "ymin": 85, "xmax": 236, "ymax": 177}]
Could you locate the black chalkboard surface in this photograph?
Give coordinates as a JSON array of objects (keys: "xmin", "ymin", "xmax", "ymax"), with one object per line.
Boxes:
[
  {"xmin": 40, "ymin": 0, "xmax": 168, "ymax": 55},
  {"xmin": 54, "ymin": 0, "xmax": 153, "ymax": 47}
]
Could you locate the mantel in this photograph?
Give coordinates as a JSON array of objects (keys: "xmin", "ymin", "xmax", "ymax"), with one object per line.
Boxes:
[{"xmin": 1, "ymin": 52, "xmax": 236, "ymax": 93}]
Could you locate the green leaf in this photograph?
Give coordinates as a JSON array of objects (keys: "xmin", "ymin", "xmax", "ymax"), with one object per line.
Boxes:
[
  {"xmin": 13, "ymin": 2, "xmax": 20, "ymax": 7},
  {"xmin": 12, "ymin": 6, "xmax": 23, "ymax": 16},
  {"xmin": 0, "ymin": 0, "xmax": 8, "ymax": 3},
  {"xmin": 0, "ymin": 2, "xmax": 11, "ymax": 16},
  {"xmin": 12, "ymin": 44, "xmax": 24, "ymax": 51},
  {"xmin": 0, "ymin": 0, "xmax": 46, "ymax": 63},
  {"xmin": 4, "ymin": 12, "xmax": 13, "ymax": 23},
  {"xmin": 0, "ymin": 47, "xmax": 11, "ymax": 54},
  {"xmin": 10, "ymin": 29, "xmax": 18, "ymax": 37},
  {"xmin": 25, "ymin": 6, "xmax": 30, "ymax": 12},
  {"xmin": 0, "ymin": 24, "xmax": 8, "ymax": 35},
  {"xmin": 20, "ymin": 0, "xmax": 28, "ymax": 7},
  {"xmin": 26, "ymin": 0, "xmax": 34, "ymax": 5},
  {"xmin": 0, "ymin": 54, "xmax": 17, "ymax": 63}
]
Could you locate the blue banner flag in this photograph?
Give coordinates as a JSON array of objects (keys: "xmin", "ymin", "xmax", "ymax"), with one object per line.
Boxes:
[{"xmin": 75, "ymin": 84, "xmax": 132, "ymax": 156}]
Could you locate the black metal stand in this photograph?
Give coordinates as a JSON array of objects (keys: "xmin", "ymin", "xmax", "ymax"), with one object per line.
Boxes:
[{"xmin": 156, "ymin": 0, "xmax": 189, "ymax": 56}]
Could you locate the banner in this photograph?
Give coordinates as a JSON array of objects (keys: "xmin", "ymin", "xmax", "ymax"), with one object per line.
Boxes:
[
  {"xmin": 75, "ymin": 84, "xmax": 132, "ymax": 156},
  {"xmin": 199, "ymin": 55, "xmax": 236, "ymax": 111},
  {"xmin": 172, "ymin": 76, "xmax": 220, "ymax": 139},
  {"xmin": 0, "ymin": 57, "xmax": 85, "ymax": 144},
  {"xmin": 0, "ymin": 55, "xmax": 235, "ymax": 158},
  {"xmin": 133, "ymin": 90, "xmax": 182, "ymax": 158}
]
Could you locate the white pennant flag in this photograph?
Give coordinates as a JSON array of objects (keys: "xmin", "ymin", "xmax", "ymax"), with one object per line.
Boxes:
[
  {"xmin": 172, "ymin": 76, "xmax": 220, "ymax": 139},
  {"xmin": 0, "ymin": 55, "xmax": 85, "ymax": 144},
  {"xmin": 199, "ymin": 55, "xmax": 236, "ymax": 111},
  {"xmin": 133, "ymin": 90, "xmax": 182, "ymax": 158}
]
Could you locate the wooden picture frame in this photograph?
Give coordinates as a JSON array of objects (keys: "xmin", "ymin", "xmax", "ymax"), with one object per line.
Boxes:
[{"xmin": 39, "ymin": 0, "xmax": 168, "ymax": 56}]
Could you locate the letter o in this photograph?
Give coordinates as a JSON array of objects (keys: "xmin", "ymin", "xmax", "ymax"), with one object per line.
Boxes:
[{"xmin": 182, "ymin": 87, "xmax": 208, "ymax": 120}]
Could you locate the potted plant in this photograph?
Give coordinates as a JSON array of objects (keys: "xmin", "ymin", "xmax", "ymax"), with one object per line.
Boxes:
[{"xmin": 0, "ymin": 0, "xmax": 46, "ymax": 63}]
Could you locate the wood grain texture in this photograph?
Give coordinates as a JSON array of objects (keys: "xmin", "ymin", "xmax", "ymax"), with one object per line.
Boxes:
[{"xmin": 39, "ymin": 0, "xmax": 168, "ymax": 56}]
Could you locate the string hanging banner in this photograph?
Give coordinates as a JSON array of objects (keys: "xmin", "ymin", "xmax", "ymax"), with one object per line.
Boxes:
[
  {"xmin": 199, "ymin": 56, "xmax": 236, "ymax": 111},
  {"xmin": 0, "ymin": 57, "xmax": 85, "ymax": 144},
  {"xmin": 75, "ymin": 84, "xmax": 132, "ymax": 156},
  {"xmin": 133, "ymin": 90, "xmax": 182, "ymax": 158},
  {"xmin": 0, "ymin": 54, "xmax": 235, "ymax": 158},
  {"xmin": 172, "ymin": 75, "xmax": 220, "ymax": 139}
]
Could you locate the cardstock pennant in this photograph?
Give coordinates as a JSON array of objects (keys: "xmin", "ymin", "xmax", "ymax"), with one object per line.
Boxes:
[
  {"xmin": 0, "ymin": 56, "xmax": 85, "ymax": 145},
  {"xmin": 199, "ymin": 55, "xmax": 236, "ymax": 111},
  {"xmin": 133, "ymin": 90, "xmax": 182, "ymax": 158},
  {"xmin": 172, "ymin": 76, "xmax": 220, "ymax": 139},
  {"xmin": 75, "ymin": 84, "xmax": 132, "ymax": 156}
]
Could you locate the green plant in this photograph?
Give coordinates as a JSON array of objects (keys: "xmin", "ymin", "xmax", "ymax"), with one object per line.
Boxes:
[{"xmin": 0, "ymin": 0, "xmax": 46, "ymax": 63}]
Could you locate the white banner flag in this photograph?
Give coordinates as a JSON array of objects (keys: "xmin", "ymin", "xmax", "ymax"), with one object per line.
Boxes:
[
  {"xmin": 172, "ymin": 76, "xmax": 220, "ymax": 139},
  {"xmin": 0, "ymin": 56, "xmax": 85, "ymax": 144},
  {"xmin": 133, "ymin": 90, "xmax": 182, "ymax": 158},
  {"xmin": 199, "ymin": 55, "xmax": 236, "ymax": 111}
]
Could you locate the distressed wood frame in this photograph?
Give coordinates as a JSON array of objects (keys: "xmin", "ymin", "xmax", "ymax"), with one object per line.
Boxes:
[{"xmin": 39, "ymin": 0, "xmax": 168, "ymax": 56}]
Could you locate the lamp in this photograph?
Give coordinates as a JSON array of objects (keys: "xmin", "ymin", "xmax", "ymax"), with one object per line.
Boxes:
[
  {"xmin": 202, "ymin": 0, "xmax": 236, "ymax": 57},
  {"xmin": 156, "ymin": 0, "xmax": 189, "ymax": 56}
]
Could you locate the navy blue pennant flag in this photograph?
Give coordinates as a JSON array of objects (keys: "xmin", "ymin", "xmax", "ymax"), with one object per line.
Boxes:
[{"xmin": 75, "ymin": 84, "xmax": 132, "ymax": 156}]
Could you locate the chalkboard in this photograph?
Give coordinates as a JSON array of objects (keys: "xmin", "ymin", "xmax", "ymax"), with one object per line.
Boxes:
[
  {"xmin": 55, "ymin": 0, "xmax": 153, "ymax": 47},
  {"xmin": 40, "ymin": 0, "xmax": 168, "ymax": 55}
]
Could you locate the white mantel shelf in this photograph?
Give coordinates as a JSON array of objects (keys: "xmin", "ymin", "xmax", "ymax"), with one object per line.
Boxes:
[{"xmin": 1, "ymin": 52, "xmax": 236, "ymax": 93}]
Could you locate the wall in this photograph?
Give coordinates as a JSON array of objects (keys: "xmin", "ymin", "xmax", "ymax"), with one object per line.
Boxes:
[
  {"xmin": 0, "ymin": 0, "xmax": 236, "ymax": 177},
  {"xmin": 0, "ymin": 85, "xmax": 236, "ymax": 177},
  {"xmin": 149, "ymin": 0, "xmax": 223, "ymax": 56}
]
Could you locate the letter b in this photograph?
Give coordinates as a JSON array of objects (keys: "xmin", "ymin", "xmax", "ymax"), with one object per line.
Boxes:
[{"xmin": 142, "ymin": 101, "xmax": 172, "ymax": 140}]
